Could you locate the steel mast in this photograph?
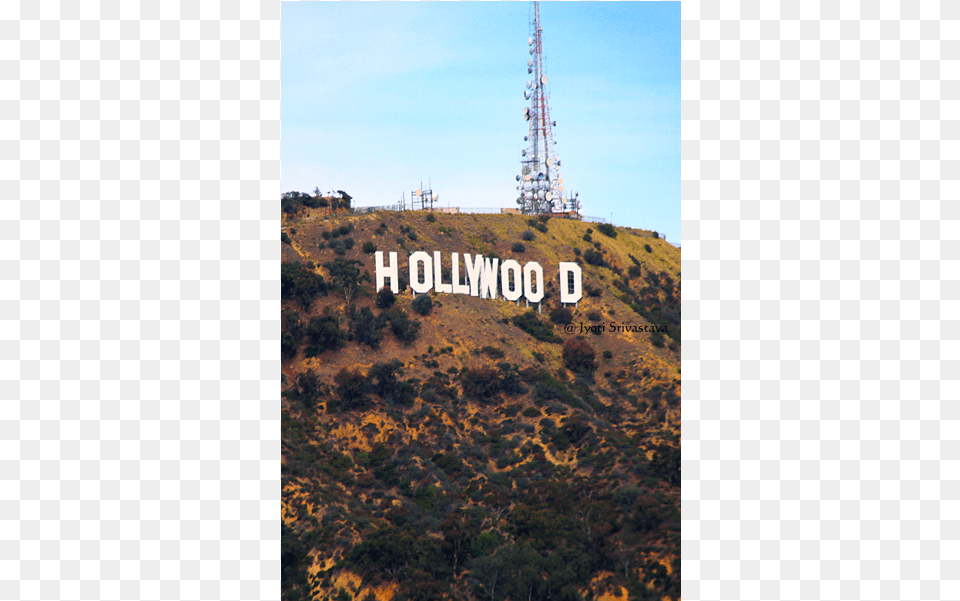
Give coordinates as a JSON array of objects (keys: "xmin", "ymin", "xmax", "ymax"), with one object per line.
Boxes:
[{"xmin": 516, "ymin": 1, "xmax": 576, "ymax": 216}]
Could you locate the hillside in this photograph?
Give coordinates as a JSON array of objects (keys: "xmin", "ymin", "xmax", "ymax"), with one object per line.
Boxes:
[{"xmin": 281, "ymin": 203, "xmax": 681, "ymax": 601}]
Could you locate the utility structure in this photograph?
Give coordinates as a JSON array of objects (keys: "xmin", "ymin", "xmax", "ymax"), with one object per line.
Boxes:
[
  {"xmin": 515, "ymin": 1, "xmax": 580, "ymax": 218},
  {"xmin": 411, "ymin": 180, "xmax": 439, "ymax": 211}
]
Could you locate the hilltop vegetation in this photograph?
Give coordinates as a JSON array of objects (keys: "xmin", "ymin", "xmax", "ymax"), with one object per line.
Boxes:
[{"xmin": 282, "ymin": 205, "xmax": 680, "ymax": 601}]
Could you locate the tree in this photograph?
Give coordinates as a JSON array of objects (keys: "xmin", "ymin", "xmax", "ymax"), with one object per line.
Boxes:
[
  {"xmin": 324, "ymin": 257, "xmax": 368, "ymax": 303},
  {"xmin": 336, "ymin": 190, "xmax": 353, "ymax": 208}
]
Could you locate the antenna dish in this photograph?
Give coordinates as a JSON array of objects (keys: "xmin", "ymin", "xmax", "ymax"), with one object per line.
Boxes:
[
  {"xmin": 546, "ymin": 158, "xmax": 553, "ymax": 166},
  {"xmin": 528, "ymin": 59, "xmax": 533, "ymax": 67},
  {"xmin": 528, "ymin": 68, "xmax": 532, "ymax": 74},
  {"xmin": 545, "ymin": 191, "xmax": 553, "ymax": 201},
  {"xmin": 540, "ymin": 75, "xmax": 547, "ymax": 85},
  {"xmin": 522, "ymin": 165, "xmax": 531, "ymax": 175},
  {"xmin": 552, "ymin": 121, "xmax": 556, "ymax": 126},
  {"xmin": 524, "ymin": 91, "xmax": 530, "ymax": 100},
  {"xmin": 416, "ymin": 189, "xmax": 422, "ymax": 195},
  {"xmin": 516, "ymin": 175, "xmax": 521, "ymax": 181},
  {"xmin": 526, "ymin": 81, "xmax": 532, "ymax": 89},
  {"xmin": 528, "ymin": 37, "xmax": 533, "ymax": 45},
  {"xmin": 524, "ymin": 174, "xmax": 532, "ymax": 182},
  {"xmin": 521, "ymin": 150, "xmax": 526, "ymax": 156},
  {"xmin": 559, "ymin": 185, "xmax": 564, "ymax": 191},
  {"xmin": 525, "ymin": 113, "xmax": 530, "ymax": 121}
]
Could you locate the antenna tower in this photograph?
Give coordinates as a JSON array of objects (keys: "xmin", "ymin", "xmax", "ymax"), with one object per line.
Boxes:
[{"xmin": 515, "ymin": 1, "xmax": 580, "ymax": 217}]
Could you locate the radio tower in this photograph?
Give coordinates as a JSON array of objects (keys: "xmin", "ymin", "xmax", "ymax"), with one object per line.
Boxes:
[{"xmin": 515, "ymin": 1, "xmax": 579, "ymax": 217}]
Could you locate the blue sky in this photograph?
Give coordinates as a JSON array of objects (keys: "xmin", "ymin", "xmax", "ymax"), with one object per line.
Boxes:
[{"xmin": 282, "ymin": 1, "xmax": 679, "ymax": 243}]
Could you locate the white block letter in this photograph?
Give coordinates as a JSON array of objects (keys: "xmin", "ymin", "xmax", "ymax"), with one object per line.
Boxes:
[
  {"xmin": 433, "ymin": 251, "xmax": 453, "ymax": 294},
  {"xmin": 409, "ymin": 251, "xmax": 433, "ymax": 294},
  {"xmin": 500, "ymin": 259, "xmax": 523, "ymax": 301},
  {"xmin": 375, "ymin": 251, "xmax": 399, "ymax": 293},
  {"xmin": 480, "ymin": 257, "xmax": 500, "ymax": 300},
  {"xmin": 451, "ymin": 252, "xmax": 470, "ymax": 295},
  {"xmin": 464, "ymin": 254, "xmax": 483, "ymax": 297},
  {"xmin": 558, "ymin": 262, "xmax": 582, "ymax": 303},
  {"xmin": 523, "ymin": 261, "xmax": 544, "ymax": 303}
]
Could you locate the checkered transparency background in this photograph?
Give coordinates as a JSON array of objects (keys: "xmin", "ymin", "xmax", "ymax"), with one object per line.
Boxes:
[{"xmin": 0, "ymin": 0, "xmax": 952, "ymax": 599}]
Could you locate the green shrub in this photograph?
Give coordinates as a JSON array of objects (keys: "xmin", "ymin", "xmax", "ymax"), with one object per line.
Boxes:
[
  {"xmin": 645, "ymin": 244, "xmax": 653, "ymax": 253},
  {"xmin": 281, "ymin": 309, "xmax": 303, "ymax": 360},
  {"xmin": 582, "ymin": 248, "xmax": 605, "ymax": 266},
  {"xmin": 602, "ymin": 350, "xmax": 613, "ymax": 359},
  {"xmin": 512, "ymin": 310, "xmax": 561, "ymax": 343},
  {"xmin": 549, "ymin": 307, "xmax": 573, "ymax": 325},
  {"xmin": 412, "ymin": 294, "xmax": 433, "ymax": 316},
  {"xmin": 333, "ymin": 367, "xmax": 370, "ymax": 411},
  {"xmin": 511, "ymin": 242, "xmax": 525, "ymax": 253},
  {"xmin": 376, "ymin": 288, "xmax": 396, "ymax": 309},
  {"xmin": 348, "ymin": 305, "xmax": 387, "ymax": 348},
  {"xmin": 303, "ymin": 310, "xmax": 346, "ymax": 357},
  {"xmin": 344, "ymin": 237, "xmax": 355, "ymax": 250},
  {"xmin": 387, "ymin": 309, "xmax": 421, "ymax": 345},
  {"xmin": 460, "ymin": 367, "xmax": 500, "ymax": 400},
  {"xmin": 652, "ymin": 231, "xmax": 659, "ymax": 239},
  {"xmin": 596, "ymin": 223, "xmax": 617, "ymax": 238},
  {"xmin": 582, "ymin": 233, "xmax": 592, "ymax": 242},
  {"xmin": 362, "ymin": 241, "xmax": 377, "ymax": 254},
  {"xmin": 426, "ymin": 213, "xmax": 436, "ymax": 222},
  {"xmin": 534, "ymin": 222, "xmax": 548, "ymax": 233},
  {"xmin": 281, "ymin": 232, "xmax": 291, "ymax": 245},
  {"xmin": 521, "ymin": 230, "xmax": 535, "ymax": 241},
  {"xmin": 281, "ymin": 262, "xmax": 327, "ymax": 309},
  {"xmin": 481, "ymin": 346, "xmax": 505, "ymax": 359}
]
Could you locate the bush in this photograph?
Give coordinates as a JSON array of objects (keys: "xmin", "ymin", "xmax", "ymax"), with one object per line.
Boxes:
[
  {"xmin": 582, "ymin": 248, "xmax": 605, "ymax": 266},
  {"xmin": 534, "ymin": 222, "xmax": 548, "ymax": 233},
  {"xmin": 652, "ymin": 231, "xmax": 659, "ymax": 239},
  {"xmin": 388, "ymin": 309, "xmax": 421, "ymax": 345},
  {"xmin": 303, "ymin": 310, "xmax": 346, "ymax": 357},
  {"xmin": 426, "ymin": 213, "xmax": 436, "ymax": 222},
  {"xmin": 562, "ymin": 337, "xmax": 597, "ymax": 373},
  {"xmin": 376, "ymin": 288, "xmax": 396, "ymax": 310},
  {"xmin": 344, "ymin": 237, "xmax": 355, "ymax": 250},
  {"xmin": 281, "ymin": 232, "xmax": 291, "ymax": 245},
  {"xmin": 412, "ymin": 294, "xmax": 433, "ymax": 316},
  {"xmin": 573, "ymin": 247, "xmax": 581, "ymax": 256},
  {"xmin": 521, "ymin": 230, "xmax": 535, "ymax": 241},
  {"xmin": 511, "ymin": 242, "xmax": 525, "ymax": 253},
  {"xmin": 370, "ymin": 359, "xmax": 415, "ymax": 406},
  {"xmin": 348, "ymin": 305, "xmax": 387, "ymax": 348},
  {"xmin": 460, "ymin": 367, "xmax": 500, "ymax": 400},
  {"xmin": 602, "ymin": 350, "xmax": 613, "ymax": 359},
  {"xmin": 549, "ymin": 307, "xmax": 574, "ymax": 325},
  {"xmin": 512, "ymin": 310, "xmax": 561, "ymax": 343},
  {"xmin": 596, "ymin": 223, "xmax": 617, "ymax": 238},
  {"xmin": 362, "ymin": 241, "xmax": 377, "ymax": 254},
  {"xmin": 481, "ymin": 346, "xmax": 505, "ymax": 359},
  {"xmin": 281, "ymin": 262, "xmax": 327, "ymax": 309},
  {"xmin": 645, "ymin": 244, "xmax": 653, "ymax": 253},
  {"xmin": 582, "ymin": 234, "xmax": 592, "ymax": 243},
  {"xmin": 651, "ymin": 330, "xmax": 665, "ymax": 348},
  {"xmin": 586, "ymin": 311, "xmax": 602, "ymax": 322},
  {"xmin": 281, "ymin": 309, "xmax": 303, "ymax": 360},
  {"xmin": 333, "ymin": 368, "xmax": 369, "ymax": 411}
]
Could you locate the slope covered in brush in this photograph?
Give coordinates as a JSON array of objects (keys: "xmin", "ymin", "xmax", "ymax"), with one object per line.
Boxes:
[{"xmin": 281, "ymin": 204, "xmax": 681, "ymax": 601}]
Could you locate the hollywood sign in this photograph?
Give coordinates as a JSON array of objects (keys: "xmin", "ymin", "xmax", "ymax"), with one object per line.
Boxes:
[{"xmin": 375, "ymin": 251, "xmax": 583, "ymax": 304}]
